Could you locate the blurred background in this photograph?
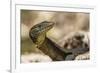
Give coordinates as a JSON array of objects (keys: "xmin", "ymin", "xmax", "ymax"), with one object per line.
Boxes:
[{"xmin": 21, "ymin": 10, "xmax": 89, "ymax": 63}]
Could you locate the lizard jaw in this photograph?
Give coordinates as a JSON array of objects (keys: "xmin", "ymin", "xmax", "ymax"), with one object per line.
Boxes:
[{"xmin": 41, "ymin": 21, "xmax": 54, "ymax": 32}]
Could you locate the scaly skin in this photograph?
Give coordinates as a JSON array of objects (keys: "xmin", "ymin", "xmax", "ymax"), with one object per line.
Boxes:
[{"xmin": 29, "ymin": 21, "xmax": 89, "ymax": 61}]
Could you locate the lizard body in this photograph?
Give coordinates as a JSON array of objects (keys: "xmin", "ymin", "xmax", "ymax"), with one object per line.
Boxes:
[{"xmin": 29, "ymin": 21, "xmax": 89, "ymax": 61}]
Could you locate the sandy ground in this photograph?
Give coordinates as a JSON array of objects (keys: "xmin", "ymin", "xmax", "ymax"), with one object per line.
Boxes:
[{"xmin": 21, "ymin": 53, "xmax": 52, "ymax": 63}]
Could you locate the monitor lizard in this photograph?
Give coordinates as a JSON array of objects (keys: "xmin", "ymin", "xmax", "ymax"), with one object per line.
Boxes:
[{"xmin": 29, "ymin": 21, "xmax": 89, "ymax": 61}]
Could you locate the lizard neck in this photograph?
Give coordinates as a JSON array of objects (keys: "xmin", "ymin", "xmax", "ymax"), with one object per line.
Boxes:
[{"xmin": 38, "ymin": 37, "xmax": 67, "ymax": 61}]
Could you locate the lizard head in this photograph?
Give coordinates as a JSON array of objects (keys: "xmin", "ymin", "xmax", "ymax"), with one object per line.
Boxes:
[{"xmin": 29, "ymin": 21, "xmax": 54, "ymax": 47}]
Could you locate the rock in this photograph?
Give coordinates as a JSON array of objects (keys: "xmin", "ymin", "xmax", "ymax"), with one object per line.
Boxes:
[
  {"xmin": 75, "ymin": 52, "xmax": 90, "ymax": 60},
  {"xmin": 58, "ymin": 31, "xmax": 90, "ymax": 60}
]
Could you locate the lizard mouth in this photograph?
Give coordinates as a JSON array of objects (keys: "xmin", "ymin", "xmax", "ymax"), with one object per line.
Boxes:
[{"xmin": 36, "ymin": 21, "xmax": 54, "ymax": 33}]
